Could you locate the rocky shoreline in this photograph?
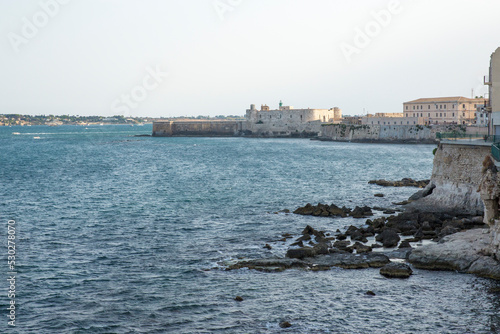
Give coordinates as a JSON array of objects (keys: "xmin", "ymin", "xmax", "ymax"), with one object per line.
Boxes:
[{"xmin": 225, "ymin": 178, "xmax": 500, "ymax": 281}]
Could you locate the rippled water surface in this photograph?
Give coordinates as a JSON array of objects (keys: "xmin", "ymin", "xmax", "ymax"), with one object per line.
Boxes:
[{"xmin": 1, "ymin": 125, "xmax": 499, "ymax": 333}]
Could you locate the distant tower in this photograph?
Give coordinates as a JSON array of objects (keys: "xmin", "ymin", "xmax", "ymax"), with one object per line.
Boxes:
[{"xmin": 279, "ymin": 100, "xmax": 283, "ymax": 109}]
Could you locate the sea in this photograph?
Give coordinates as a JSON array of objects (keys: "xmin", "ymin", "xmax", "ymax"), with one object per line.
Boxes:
[{"xmin": 1, "ymin": 124, "xmax": 499, "ymax": 333}]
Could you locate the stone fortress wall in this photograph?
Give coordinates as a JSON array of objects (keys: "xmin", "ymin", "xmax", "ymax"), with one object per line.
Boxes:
[
  {"xmin": 152, "ymin": 120, "xmax": 243, "ymax": 137},
  {"xmin": 245, "ymin": 104, "xmax": 342, "ymax": 137}
]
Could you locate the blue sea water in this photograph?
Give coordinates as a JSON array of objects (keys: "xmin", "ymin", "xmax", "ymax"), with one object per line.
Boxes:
[{"xmin": 1, "ymin": 124, "xmax": 499, "ymax": 333}]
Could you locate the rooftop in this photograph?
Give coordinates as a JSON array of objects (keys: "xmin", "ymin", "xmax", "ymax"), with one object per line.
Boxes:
[{"xmin": 405, "ymin": 96, "xmax": 488, "ymax": 104}]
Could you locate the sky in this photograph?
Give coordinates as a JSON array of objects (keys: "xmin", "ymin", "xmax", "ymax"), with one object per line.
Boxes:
[{"xmin": 1, "ymin": 0, "xmax": 500, "ymax": 117}]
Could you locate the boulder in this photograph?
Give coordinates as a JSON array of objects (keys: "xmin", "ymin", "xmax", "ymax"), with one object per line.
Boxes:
[
  {"xmin": 333, "ymin": 240, "xmax": 351, "ymax": 251},
  {"xmin": 375, "ymin": 229, "xmax": 401, "ymax": 248},
  {"xmin": 279, "ymin": 321, "xmax": 292, "ymax": 328},
  {"xmin": 286, "ymin": 247, "xmax": 316, "ymax": 259},
  {"xmin": 350, "ymin": 230, "xmax": 367, "ymax": 242},
  {"xmin": 352, "ymin": 242, "xmax": 372, "ymax": 254},
  {"xmin": 380, "ymin": 262, "xmax": 413, "ymax": 278},
  {"xmin": 350, "ymin": 206, "xmax": 373, "ymax": 218},
  {"xmin": 398, "ymin": 240, "xmax": 412, "ymax": 249}
]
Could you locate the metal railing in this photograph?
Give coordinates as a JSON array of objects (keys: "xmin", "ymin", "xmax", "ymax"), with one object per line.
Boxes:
[
  {"xmin": 492, "ymin": 143, "xmax": 500, "ymax": 161},
  {"xmin": 435, "ymin": 132, "xmax": 499, "ymax": 142}
]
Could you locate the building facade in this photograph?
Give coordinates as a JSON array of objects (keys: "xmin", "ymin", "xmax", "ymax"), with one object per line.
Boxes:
[
  {"xmin": 361, "ymin": 112, "xmax": 426, "ymax": 126},
  {"xmin": 403, "ymin": 97, "xmax": 488, "ymax": 125},
  {"xmin": 487, "ymin": 47, "xmax": 500, "ymax": 135},
  {"xmin": 362, "ymin": 116, "xmax": 425, "ymax": 126}
]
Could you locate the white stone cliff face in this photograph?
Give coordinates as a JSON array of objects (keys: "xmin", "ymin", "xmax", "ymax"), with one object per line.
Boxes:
[
  {"xmin": 409, "ymin": 143, "xmax": 500, "ymax": 277},
  {"xmin": 478, "ymin": 156, "xmax": 500, "ymax": 260},
  {"xmin": 411, "ymin": 143, "xmax": 489, "ymax": 214}
]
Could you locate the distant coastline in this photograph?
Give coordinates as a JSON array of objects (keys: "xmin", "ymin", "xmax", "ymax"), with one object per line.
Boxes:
[{"xmin": 0, "ymin": 114, "xmax": 244, "ymax": 126}]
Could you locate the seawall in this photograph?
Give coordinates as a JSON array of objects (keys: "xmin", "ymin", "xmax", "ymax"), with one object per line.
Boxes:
[
  {"xmin": 409, "ymin": 141, "xmax": 491, "ymax": 215},
  {"xmin": 320, "ymin": 124, "xmax": 486, "ymax": 143},
  {"xmin": 408, "ymin": 140, "xmax": 500, "ymax": 275},
  {"xmin": 153, "ymin": 121, "xmax": 244, "ymax": 137}
]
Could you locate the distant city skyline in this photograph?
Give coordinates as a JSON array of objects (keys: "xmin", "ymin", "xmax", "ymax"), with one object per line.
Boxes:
[{"xmin": 1, "ymin": 0, "xmax": 499, "ymax": 117}]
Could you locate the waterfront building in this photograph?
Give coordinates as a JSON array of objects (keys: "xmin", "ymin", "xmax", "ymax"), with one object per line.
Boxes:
[
  {"xmin": 245, "ymin": 102, "xmax": 342, "ymax": 136},
  {"xmin": 486, "ymin": 47, "xmax": 500, "ymax": 135},
  {"xmin": 361, "ymin": 112, "xmax": 426, "ymax": 126},
  {"xmin": 403, "ymin": 97, "xmax": 487, "ymax": 125},
  {"xmin": 341, "ymin": 116, "xmax": 362, "ymax": 125}
]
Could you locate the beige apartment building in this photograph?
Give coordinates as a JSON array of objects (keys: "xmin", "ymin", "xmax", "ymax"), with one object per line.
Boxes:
[
  {"xmin": 487, "ymin": 47, "xmax": 500, "ymax": 135},
  {"xmin": 403, "ymin": 97, "xmax": 487, "ymax": 125},
  {"xmin": 361, "ymin": 113, "xmax": 425, "ymax": 126}
]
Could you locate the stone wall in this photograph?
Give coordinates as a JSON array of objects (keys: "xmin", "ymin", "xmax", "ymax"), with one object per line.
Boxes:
[
  {"xmin": 320, "ymin": 124, "xmax": 441, "ymax": 142},
  {"xmin": 152, "ymin": 121, "xmax": 243, "ymax": 137},
  {"xmin": 319, "ymin": 124, "xmax": 480, "ymax": 143},
  {"xmin": 244, "ymin": 105, "xmax": 342, "ymax": 137},
  {"xmin": 411, "ymin": 142, "xmax": 491, "ymax": 215},
  {"xmin": 248, "ymin": 120, "xmax": 325, "ymax": 137}
]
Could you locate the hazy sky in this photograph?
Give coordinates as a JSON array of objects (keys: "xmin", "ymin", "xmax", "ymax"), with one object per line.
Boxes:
[{"xmin": 1, "ymin": 0, "xmax": 500, "ymax": 117}]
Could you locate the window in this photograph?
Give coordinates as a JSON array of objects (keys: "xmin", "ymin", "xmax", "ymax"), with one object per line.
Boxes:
[
  {"xmin": 290, "ymin": 115, "xmax": 292, "ymax": 118},
  {"xmin": 463, "ymin": 113, "xmax": 465, "ymax": 117},
  {"xmin": 406, "ymin": 106, "xmax": 408, "ymax": 110},
  {"xmin": 440, "ymin": 113, "xmax": 442, "ymax": 117},
  {"xmin": 463, "ymin": 104, "xmax": 466, "ymax": 108},
  {"xmin": 394, "ymin": 122, "xmax": 396, "ymax": 125},
  {"xmin": 378, "ymin": 121, "xmax": 380, "ymax": 124},
  {"xmin": 413, "ymin": 121, "xmax": 416, "ymax": 124},
  {"xmin": 300, "ymin": 115, "xmax": 303, "ymax": 120},
  {"xmin": 428, "ymin": 113, "xmax": 430, "ymax": 117},
  {"xmin": 428, "ymin": 105, "xmax": 430, "ymax": 109},
  {"xmin": 407, "ymin": 121, "xmax": 409, "ymax": 124},
  {"xmin": 436, "ymin": 113, "xmax": 438, "ymax": 117},
  {"xmin": 421, "ymin": 113, "xmax": 423, "ymax": 117},
  {"xmin": 474, "ymin": 104, "xmax": 477, "ymax": 108},
  {"xmin": 444, "ymin": 113, "xmax": 446, "ymax": 117},
  {"xmin": 413, "ymin": 106, "xmax": 415, "ymax": 110},
  {"xmin": 270, "ymin": 115, "xmax": 272, "ymax": 119}
]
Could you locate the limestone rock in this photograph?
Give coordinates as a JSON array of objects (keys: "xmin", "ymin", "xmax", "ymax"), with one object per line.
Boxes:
[
  {"xmin": 408, "ymin": 229, "xmax": 500, "ymax": 280},
  {"xmin": 380, "ymin": 262, "xmax": 413, "ymax": 278},
  {"xmin": 279, "ymin": 321, "xmax": 292, "ymax": 328},
  {"xmin": 375, "ymin": 229, "xmax": 401, "ymax": 248},
  {"xmin": 227, "ymin": 258, "xmax": 309, "ymax": 271},
  {"xmin": 369, "ymin": 178, "xmax": 430, "ymax": 188},
  {"xmin": 286, "ymin": 247, "xmax": 316, "ymax": 259}
]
